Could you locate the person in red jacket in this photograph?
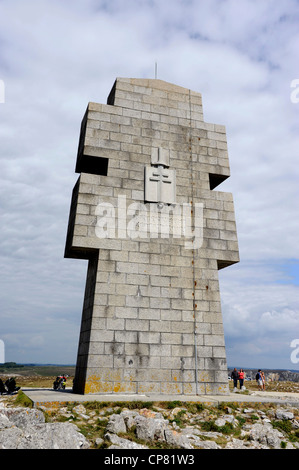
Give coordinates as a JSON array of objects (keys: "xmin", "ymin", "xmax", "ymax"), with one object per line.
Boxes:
[{"xmin": 238, "ymin": 369, "xmax": 245, "ymax": 390}]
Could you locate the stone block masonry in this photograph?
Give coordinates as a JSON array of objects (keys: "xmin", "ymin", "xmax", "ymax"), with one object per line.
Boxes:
[{"xmin": 64, "ymin": 78, "xmax": 239, "ymax": 395}]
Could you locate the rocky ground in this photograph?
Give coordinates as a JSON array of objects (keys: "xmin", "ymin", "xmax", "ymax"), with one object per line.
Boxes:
[{"xmin": 1, "ymin": 392, "xmax": 299, "ymax": 449}]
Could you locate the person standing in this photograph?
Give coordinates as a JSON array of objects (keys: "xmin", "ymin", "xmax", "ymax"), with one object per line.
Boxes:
[
  {"xmin": 261, "ymin": 371, "xmax": 266, "ymax": 391},
  {"xmin": 256, "ymin": 370, "xmax": 263, "ymax": 390},
  {"xmin": 231, "ymin": 368, "xmax": 239, "ymax": 392},
  {"xmin": 238, "ymin": 369, "xmax": 245, "ymax": 390}
]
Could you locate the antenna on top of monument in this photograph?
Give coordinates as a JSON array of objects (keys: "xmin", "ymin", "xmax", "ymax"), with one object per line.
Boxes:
[{"xmin": 155, "ymin": 62, "xmax": 157, "ymax": 79}]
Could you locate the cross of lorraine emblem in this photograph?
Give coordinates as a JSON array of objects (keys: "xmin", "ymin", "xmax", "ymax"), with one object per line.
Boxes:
[{"xmin": 144, "ymin": 148, "xmax": 176, "ymax": 205}]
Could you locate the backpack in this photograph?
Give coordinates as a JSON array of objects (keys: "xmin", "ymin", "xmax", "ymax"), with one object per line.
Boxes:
[{"xmin": 255, "ymin": 373, "xmax": 259, "ymax": 380}]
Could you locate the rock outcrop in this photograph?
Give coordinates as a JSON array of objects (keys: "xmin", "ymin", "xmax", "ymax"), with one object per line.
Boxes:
[
  {"xmin": 1, "ymin": 399, "xmax": 299, "ymax": 450},
  {"xmin": 0, "ymin": 405, "xmax": 89, "ymax": 449},
  {"xmin": 100, "ymin": 405, "xmax": 299, "ymax": 450}
]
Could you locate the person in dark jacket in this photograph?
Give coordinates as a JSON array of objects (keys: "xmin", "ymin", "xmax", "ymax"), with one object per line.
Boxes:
[{"xmin": 231, "ymin": 368, "xmax": 239, "ymax": 392}]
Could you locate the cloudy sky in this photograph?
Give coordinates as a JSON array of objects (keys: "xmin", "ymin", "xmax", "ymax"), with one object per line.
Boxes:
[{"xmin": 0, "ymin": 0, "xmax": 298, "ymax": 370}]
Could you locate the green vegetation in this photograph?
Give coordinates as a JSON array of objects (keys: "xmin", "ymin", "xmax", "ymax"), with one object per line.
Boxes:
[
  {"xmin": 0, "ymin": 362, "xmax": 24, "ymax": 370},
  {"xmin": 14, "ymin": 390, "xmax": 33, "ymax": 408},
  {"xmin": 167, "ymin": 400, "xmax": 183, "ymax": 409},
  {"xmin": 272, "ymin": 419, "xmax": 299, "ymax": 444}
]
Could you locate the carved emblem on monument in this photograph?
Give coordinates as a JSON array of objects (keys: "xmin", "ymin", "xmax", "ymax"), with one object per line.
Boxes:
[{"xmin": 145, "ymin": 148, "xmax": 176, "ymax": 205}]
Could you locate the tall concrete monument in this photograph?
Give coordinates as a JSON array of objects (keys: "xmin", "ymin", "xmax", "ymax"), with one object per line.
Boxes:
[{"xmin": 65, "ymin": 78, "xmax": 239, "ymax": 395}]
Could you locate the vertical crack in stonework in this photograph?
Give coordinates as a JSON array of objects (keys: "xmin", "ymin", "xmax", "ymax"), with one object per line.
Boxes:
[{"xmin": 188, "ymin": 89, "xmax": 199, "ymax": 395}]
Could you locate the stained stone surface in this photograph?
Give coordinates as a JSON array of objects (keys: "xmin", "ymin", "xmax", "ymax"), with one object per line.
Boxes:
[{"xmin": 65, "ymin": 77, "xmax": 239, "ymax": 395}]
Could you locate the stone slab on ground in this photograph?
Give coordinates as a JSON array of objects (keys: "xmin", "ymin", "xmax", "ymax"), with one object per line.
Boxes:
[{"xmin": 23, "ymin": 388, "xmax": 299, "ymax": 407}]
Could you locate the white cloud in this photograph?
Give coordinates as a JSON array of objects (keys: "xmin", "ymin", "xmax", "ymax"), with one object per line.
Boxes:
[{"xmin": 219, "ymin": 261, "xmax": 299, "ymax": 368}]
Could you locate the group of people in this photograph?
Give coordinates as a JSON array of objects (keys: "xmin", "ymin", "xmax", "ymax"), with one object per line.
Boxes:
[
  {"xmin": 0, "ymin": 377, "xmax": 20, "ymax": 395},
  {"xmin": 256, "ymin": 369, "xmax": 266, "ymax": 391},
  {"xmin": 231, "ymin": 368, "xmax": 266, "ymax": 392},
  {"xmin": 53, "ymin": 374, "xmax": 67, "ymax": 390},
  {"xmin": 231, "ymin": 368, "xmax": 246, "ymax": 392}
]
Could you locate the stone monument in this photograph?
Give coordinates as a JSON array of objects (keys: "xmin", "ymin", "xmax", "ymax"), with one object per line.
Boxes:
[{"xmin": 65, "ymin": 78, "xmax": 239, "ymax": 395}]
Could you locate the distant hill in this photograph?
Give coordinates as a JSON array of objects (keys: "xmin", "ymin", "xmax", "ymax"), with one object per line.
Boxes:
[{"xmin": 0, "ymin": 364, "xmax": 75, "ymax": 377}]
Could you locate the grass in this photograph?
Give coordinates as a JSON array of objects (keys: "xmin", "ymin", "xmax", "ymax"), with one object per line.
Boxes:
[
  {"xmin": 81, "ymin": 400, "xmax": 155, "ymax": 412},
  {"xmin": 167, "ymin": 400, "xmax": 183, "ymax": 409},
  {"xmin": 14, "ymin": 390, "xmax": 33, "ymax": 408},
  {"xmin": 272, "ymin": 419, "xmax": 299, "ymax": 445},
  {"xmin": 169, "ymin": 409, "xmax": 187, "ymax": 428}
]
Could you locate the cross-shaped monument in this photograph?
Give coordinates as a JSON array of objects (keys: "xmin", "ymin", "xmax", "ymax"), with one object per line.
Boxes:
[{"xmin": 65, "ymin": 78, "xmax": 239, "ymax": 395}]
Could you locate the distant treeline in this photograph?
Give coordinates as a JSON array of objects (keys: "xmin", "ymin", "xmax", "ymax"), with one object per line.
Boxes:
[{"xmin": 0, "ymin": 362, "xmax": 24, "ymax": 369}]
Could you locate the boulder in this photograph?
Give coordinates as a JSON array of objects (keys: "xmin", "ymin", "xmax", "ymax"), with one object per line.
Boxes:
[
  {"xmin": 120, "ymin": 409, "xmax": 139, "ymax": 429},
  {"xmin": 134, "ymin": 415, "xmax": 169, "ymax": 442},
  {"xmin": 3, "ymin": 408, "xmax": 45, "ymax": 428},
  {"xmin": 106, "ymin": 414, "xmax": 127, "ymax": 434},
  {"xmin": 249, "ymin": 422, "xmax": 284, "ymax": 449},
  {"xmin": 0, "ymin": 407, "xmax": 89, "ymax": 449},
  {"xmin": 105, "ymin": 432, "xmax": 148, "ymax": 449},
  {"xmin": 275, "ymin": 409, "xmax": 294, "ymax": 420},
  {"xmin": 164, "ymin": 429, "xmax": 193, "ymax": 449}
]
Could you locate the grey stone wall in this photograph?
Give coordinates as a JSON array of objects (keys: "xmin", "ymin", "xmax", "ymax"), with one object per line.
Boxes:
[{"xmin": 65, "ymin": 78, "xmax": 239, "ymax": 395}]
